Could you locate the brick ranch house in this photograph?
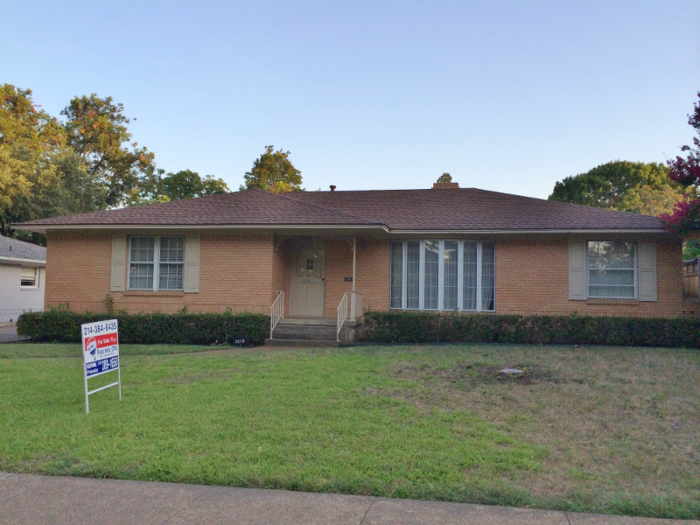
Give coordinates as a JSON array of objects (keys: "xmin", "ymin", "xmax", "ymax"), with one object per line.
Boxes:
[{"xmin": 14, "ymin": 183, "xmax": 697, "ymax": 342}]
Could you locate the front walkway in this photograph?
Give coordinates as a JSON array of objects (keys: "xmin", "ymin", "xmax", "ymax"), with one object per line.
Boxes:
[
  {"xmin": 0, "ymin": 323, "xmax": 26, "ymax": 343},
  {"xmin": 0, "ymin": 473, "xmax": 695, "ymax": 524}
]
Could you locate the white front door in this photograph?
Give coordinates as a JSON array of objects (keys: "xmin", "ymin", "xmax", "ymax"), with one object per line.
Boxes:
[{"xmin": 290, "ymin": 241, "xmax": 325, "ymax": 317}]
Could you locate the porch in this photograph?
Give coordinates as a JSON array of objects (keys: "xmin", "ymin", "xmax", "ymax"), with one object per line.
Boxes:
[{"xmin": 267, "ymin": 235, "xmax": 376, "ymax": 345}]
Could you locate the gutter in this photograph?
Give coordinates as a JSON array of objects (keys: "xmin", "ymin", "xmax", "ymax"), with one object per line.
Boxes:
[
  {"xmin": 14, "ymin": 223, "xmax": 391, "ymax": 234},
  {"xmin": 0, "ymin": 256, "xmax": 46, "ymax": 266},
  {"xmin": 389, "ymin": 228, "xmax": 670, "ymax": 235}
]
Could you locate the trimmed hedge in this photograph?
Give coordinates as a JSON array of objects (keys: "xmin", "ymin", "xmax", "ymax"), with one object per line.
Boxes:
[
  {"xmin": 16, "ymin": 310, "xmax": 270, "ymax": 345},
  {"xmin": 360, "ymin": 311, "xmax": 700, "ymax": 348}
]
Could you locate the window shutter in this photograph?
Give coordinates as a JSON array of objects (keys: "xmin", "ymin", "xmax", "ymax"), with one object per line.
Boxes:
[
  {"xmin": 569, "ymin": 240, "xmax": 586, "ymax": 300},
  {"xmin": 638, "ymin": 242, "xmax": 657, "ymax": 302},
  {"xmin": 184, "ymin": 235, "xmax": 200, "ymax": 293},
  {"xmin": 110, "ymin": 235, "xmax": 127, "ymax": 292}
]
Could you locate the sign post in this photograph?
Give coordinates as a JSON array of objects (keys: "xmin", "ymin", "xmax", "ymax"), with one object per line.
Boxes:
[{"xmin": 81, "ymin": 319, "xmax": 121, "ymax": 414}]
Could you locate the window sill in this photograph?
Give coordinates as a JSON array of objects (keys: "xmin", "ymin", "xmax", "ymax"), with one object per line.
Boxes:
[
  {"xmin": 20, "ymin": 287, "xmax": 39, "ymax": 291},
  {"xmin": 586, "ymin": 298, "xmax": 638, "ymax": 306},
  {"xmin": 125, "ymin": 290, "xmax": 184, "ymax": 297}
]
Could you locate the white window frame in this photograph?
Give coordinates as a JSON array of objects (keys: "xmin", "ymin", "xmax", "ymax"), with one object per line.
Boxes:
[
  {"xmin": 20, "ymin": 266, "xmax": 39, "ymax": 289},
  {"xmin": 585, "ymin": 240, "xmax": 637, "ymax": 300},
  {"xmin": 128, "ymin": 236, "xmax": 185, "ymax": 291},
  {"xmin": 390, "ymin": 240, "xmax": 495, "ymax": 312}
]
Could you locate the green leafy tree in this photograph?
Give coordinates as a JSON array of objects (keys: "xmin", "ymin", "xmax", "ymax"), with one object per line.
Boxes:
[
  {"xmin": 0, "ymin": 84, "xmax": 67, "ymax": 238},
  {"xmin": 548, "ymin": 160, "xmax": 684, "ymax": 215},
  {"xmin": 135, "ymin": 169, "xmax": 229, "ymax": 204},
  {"xmin": 684, "ymin": 240, "xmax": 700, "ymax": 261},
  {"xmin": 61, "ymin": 94, "xmax": 156, "ymax": 208},
  {"xmin": 241, "ymin": 145, "xmax": 302, "ymax": 192},
  {"xmin": 436, "ymin": 173, "xmax": 452, "ymax": 183}
]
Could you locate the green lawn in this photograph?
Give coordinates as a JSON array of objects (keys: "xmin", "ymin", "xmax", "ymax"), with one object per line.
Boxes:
[{"xmin": 1, "ymin": 343, "xmax": 699, "ymax": 519}]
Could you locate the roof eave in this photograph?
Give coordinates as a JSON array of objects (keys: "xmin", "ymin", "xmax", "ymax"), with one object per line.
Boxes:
[
  {"xmin": 0, "ymin": 256, "xmax": 46, "ymax": 266},
  {"xmin": 14, "ymin": 223, "xmax": 391, "ymax": 234},
  {"xmin": 388, "ymin": 228, "xmax": 671, "ymax": 235}
]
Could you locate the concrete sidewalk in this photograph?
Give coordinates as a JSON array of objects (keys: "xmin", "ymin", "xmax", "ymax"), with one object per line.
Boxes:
[
  {"xmin": 0, "ymin": 473, "xmax": 697, "ymax": 525},
  {"xmin": 0, "ymin": 323, "xmax": 27, "ymax": 343}
]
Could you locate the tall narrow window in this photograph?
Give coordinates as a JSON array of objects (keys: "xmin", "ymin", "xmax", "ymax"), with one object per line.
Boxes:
[
  {"xmin": 129, "ymin": 237, "xmax": 155, "ymax": 290},
  {"xmin": 423, "ymin": 241, "xmax": 439, "ymax": 310},
  {"xmin": 159, "ymin": 236, "xmax": 184, "ymax": 290},
  {"xmin": 587, "ymin": 241, "xmax": 635, "ymax": 298},
  {"xmin": 443, "ymin": 241, "xmax": 458, "ymax": 310},
  {"xmin": 481, "ymin": 242, "xmax": 495, "ymax": 311},
  {"xmin": 390, "ymin": 241, "xmax": 403, "ymax": 308},
  {"xmin": 390, "ymin": 240, "xmax": 495, "ymax": 312},
  {"xmin": 463, "ymin": 242, "xmax": 478, "ymax": 310},
  {"xmin": 406, "ymin": 241, "xmax": 420, "ymax": 309}
]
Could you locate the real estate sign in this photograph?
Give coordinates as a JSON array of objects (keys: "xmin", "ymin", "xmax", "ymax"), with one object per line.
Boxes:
[{"xmin": 81, "ymin": 319, "xmax": 121, "ymax": 414}]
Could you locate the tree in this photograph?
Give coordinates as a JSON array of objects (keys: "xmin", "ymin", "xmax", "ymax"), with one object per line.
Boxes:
[
  {"xmin": 0, "ymin": 84, "xmax": 66, "ymax": 238},
  {"xmin": 436, "ymin": 173, "xmax": 452, "ymax": 184},
  {"xmin": 661, "ymin": 92, "xmax": 700, "ymax": 235},
  {"xmin": 548, "ymin": 160, "xmax": 684, "ymax": 215},
  {"xmin": 241, "ymin": 145, "xmax": 302, "ymax": 192},
  {"xmin": 61, "ymin": 94, "xmax": 156, "ymax": 208},
  {"xmin": 134, "ymin": 169, "xmax": 229, "ymax": 204}
]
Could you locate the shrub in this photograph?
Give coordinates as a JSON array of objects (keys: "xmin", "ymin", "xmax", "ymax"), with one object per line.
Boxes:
[
  {"xmin": 17, "ymin": 310, "xmax": 270, "ymax": 345},
  {"xmin": 360, "ymin": 311, "xmax": 700, "ymax": 348}
]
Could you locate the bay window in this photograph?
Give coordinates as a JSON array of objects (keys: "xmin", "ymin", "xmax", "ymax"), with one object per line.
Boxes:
[
  {"xmin": 390, "ymin": 240, "xmax": 495, "ymax": 311},
  {"xmin": 128, "ymin": 236, "xmax": 184, "ymax": 291}
]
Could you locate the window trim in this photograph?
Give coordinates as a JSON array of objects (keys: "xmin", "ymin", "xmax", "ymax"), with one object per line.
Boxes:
[
  {"xmin": 128, "ymin": 235, "xmax": 185, "ymax": 291},
  {"xmin": 390, "ymin": 239, "xmax": 496, "ymax": 312},
  {"xmin": 585, "ymin": 240, "xmax": 637, "ymax": 300},
  {"xmin": 20, "ymin": 266, "xmax": 39, "ymax": 289}
]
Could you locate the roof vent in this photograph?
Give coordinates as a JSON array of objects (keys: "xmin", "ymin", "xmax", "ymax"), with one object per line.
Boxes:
[
  {"xmin": 330, "ymin": 185, "xmax": 336, "ymax": 192},
  {"xmin": 432, "ymin": 182, "xmax": 460, "ymax": 189}
]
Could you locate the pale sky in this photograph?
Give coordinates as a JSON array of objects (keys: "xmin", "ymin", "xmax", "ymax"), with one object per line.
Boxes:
[{"xmin": 2, "ymin": 0, "xmax": 699, "ymax": 198}]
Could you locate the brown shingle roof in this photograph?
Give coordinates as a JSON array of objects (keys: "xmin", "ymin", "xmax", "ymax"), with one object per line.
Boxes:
[
  {"xmin": 14, "ymin": 187, "xmax": 667, "ymax": 232},
  {"xmin": 287, "ymin": 188, "xmax": 666, "ymax": 231},
  {"xmin": 15, "ymin": 190, "xmax": 376, "ymax": 228}
]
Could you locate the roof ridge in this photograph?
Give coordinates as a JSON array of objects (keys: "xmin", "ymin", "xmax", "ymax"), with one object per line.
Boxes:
[{"xmin": 276, "ymin": 191, "xmax": 382, "ymax": 225}]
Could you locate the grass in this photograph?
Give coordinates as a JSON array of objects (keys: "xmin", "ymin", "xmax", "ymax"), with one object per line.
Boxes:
[
  {"xmin": 0, "ymin": 343, "xmax": 223, "ymax": 359},
  {"xmin": 0, "ymin": 343, "xmax": 698, "ymax": 519}
]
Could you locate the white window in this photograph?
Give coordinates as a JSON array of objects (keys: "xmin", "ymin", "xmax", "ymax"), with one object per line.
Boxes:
[
  {"xmin": 390, "ymin": 240, "xmax": 495, "ymax": 311},
  {"xmin": 128, "ymin": 236, "xmax": 184, "ymax": 291},
  {"xmin": 21, "ymin": 267, "xmax": 38, "ymax": 288},
  {"xmin": 587, "ymin": 241, "xmax": 636, "ymax": 299}
]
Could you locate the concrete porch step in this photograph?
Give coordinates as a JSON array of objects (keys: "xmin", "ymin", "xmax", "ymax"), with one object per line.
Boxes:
[
  {"xmin": 272, "ymin": 325, "xmax": 337, "ymax": 341},
  {"xmin": 277, "ymin": 317, "xmax": 336, "ymax": 326},
  {"xmin": 265, "ymin": 338, "xmax": 340, "ymax": 348}
]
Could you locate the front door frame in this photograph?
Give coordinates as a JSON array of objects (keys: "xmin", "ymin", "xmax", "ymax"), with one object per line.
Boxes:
[{"xmin": 289, "ymin": 239, "xmax": 326, "ymax": 317}]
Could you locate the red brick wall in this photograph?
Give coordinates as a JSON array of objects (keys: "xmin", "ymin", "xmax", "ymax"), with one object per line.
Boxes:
[
  {"xmin": 493, "ymin": 238, "xmax": 686, "ymax": 317},
  {"xmin": 45, "ymin": 232, "xmax": 688, "ymax": 318},
  {"xmin": 45, "ymin": 232, "xmax": 277, "ymax": 314}
]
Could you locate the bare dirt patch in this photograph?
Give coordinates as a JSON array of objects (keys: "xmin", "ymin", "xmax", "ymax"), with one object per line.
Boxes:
[{"xmin": 374, "ymin": 345, "xmax": 700, "ymax": 505}]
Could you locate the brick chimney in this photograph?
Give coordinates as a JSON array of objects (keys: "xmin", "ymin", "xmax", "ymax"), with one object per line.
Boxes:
[
  {"xmin": 432, "ymin": 182, "xmax": 460, "ymax": 189},
  {"xmin": 330, "ymin": 185, "xmax": 336, "ymax": 192}
]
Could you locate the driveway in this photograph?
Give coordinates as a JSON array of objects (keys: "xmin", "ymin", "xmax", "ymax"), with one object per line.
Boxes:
[{"xmin": 0, "ymin": 323, "xmax": 27, "ymax": 343}]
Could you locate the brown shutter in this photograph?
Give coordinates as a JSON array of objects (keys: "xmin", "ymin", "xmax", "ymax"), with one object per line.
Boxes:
[
  {"xmin": 184, "ymin": 235, "xmax": 200, "ymax": 293},
  {"xmin": 638, "ymin": 242, "xmax": 657, "ymax": 302},
  {"xmin": 110, "ymin": 235, "xmax": 127, "ymax": 292},
  {"xmin": 569, "ymin": 240, "xmax": 586, "ymax": 300}
]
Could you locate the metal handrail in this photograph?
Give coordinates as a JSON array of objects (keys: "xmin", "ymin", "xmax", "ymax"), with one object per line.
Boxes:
[
  {"xmin": 337, "ymin": 292, "xmax": 349, "ymax": 342},
  {"xmin": 270, "ymin": 291, "xmax": 284, "ymax": 339}
]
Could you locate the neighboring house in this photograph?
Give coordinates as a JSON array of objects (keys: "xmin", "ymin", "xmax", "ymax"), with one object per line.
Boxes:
[
  {"xmin": 14, "ymin": 183, "xmax": 696, "ymax": 340},
  {"xmin": 0, "ymin": 236, "xmax": 46, "ymax": 323}
]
